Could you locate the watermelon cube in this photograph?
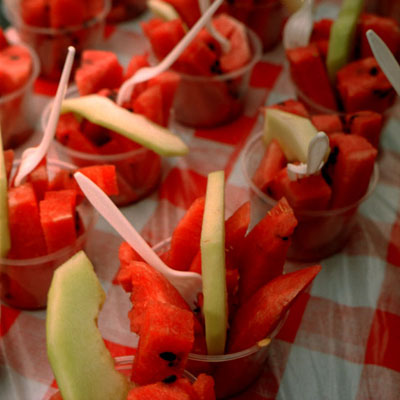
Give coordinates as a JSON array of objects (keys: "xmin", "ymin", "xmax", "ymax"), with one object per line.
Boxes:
[
  {"xmin": 27, "ymin": 158, "xmax": 48, "ymax": 201},
  {"xmin": 131, "ymin": 300, "xmax": 195, "ymax": 385},
  {"xmin": 268, "ymin": 99, "xmax": 310, "ymax": 118},
  {"xmin": 311, "ymin": 114, "xmax": 343, "ymax": 134}
]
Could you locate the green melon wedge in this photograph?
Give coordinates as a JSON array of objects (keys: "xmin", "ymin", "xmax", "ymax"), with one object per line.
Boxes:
[
  {"xmin": 201, "ymin": 170, "xmax": 228, "ymax": 355},
  {"xmin": 46, "ymin": 251, "xmax": 130, "ymax": 400},
  {"xmin": 61, "ymin": 95, "xmax": 189, "ymax": 157},
  {"xmin": 263, "ymin": 108, "xmax": 318, "ymax": 163},
  {"xmin": 326, "ymin": 0, "xmax": 365, "ymax": 82},
  {"xmin": 148, "ymin": 0, "xmax": 187, "ymax": 30},
  {"xmin": 0, "ymin": 131, "xmax": 10, "ymax": 258}
]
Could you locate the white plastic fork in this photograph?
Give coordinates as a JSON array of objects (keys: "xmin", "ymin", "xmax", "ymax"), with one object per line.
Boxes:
[
  {"xmin": 14, "ymin": 46, "xmax": 76, "ymax": 186},
  {"xmin": 198, "ymin": 0, "xmax": 230, "ymax": 53},
  {"xmin": 74, "ymin": 172, "xmax": 203, "ymax": 309},
  {"xmin": 116, "ymin": 0, "xmax": 224, "ymax": 106},
  {"xmin": 283, "ymin": 0, "xmax": 314, "ymax": 50},
  {"xmin": 366, "ymin": 29, "xmax": 400, "ymax": 96}
]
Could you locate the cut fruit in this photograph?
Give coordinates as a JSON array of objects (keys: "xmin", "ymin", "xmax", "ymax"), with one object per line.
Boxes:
[
  {"xmin": 46, "ymin": 251, "xmax": 130, "ymax": 400},
  {"xmin": 263, "ymin": 108, "xmax": 318, "ymax": 163},
  {"xmin": 61, "ymin": 95, "xmax": 189, "ymax": 157},
  {"xmin": 325, "ymin": 0, "xmax": 364, "ymax": 82},
  {"xmin": 0, "ymin": 133, "xmax": 10, "ymax": 258},
  {"xmin": 200, "ymin": 170, "xmax": 227, "ymax": 355},
  {"xmin": 148, "ymin": 0, "xmax": 186, "ymax": 29}
]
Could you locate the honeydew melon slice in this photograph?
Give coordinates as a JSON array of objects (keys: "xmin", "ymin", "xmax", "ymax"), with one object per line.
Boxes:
[
  {"xmin": 61, "ymin": 95, "xmax": 189, "ymax": 157},
  {"xmin": 263, "ymin": 108, "xmax": 318, "ymax": 163},
  {"xmin": 201, "ymin": 170, "xmax": 227, "ymax": 355},
  {"xmin": 326, "ymin": 0, "xmax": 365, "ymax": 82},
  {"xmin": 46, "ymin": 251, "xmax": 130, "ymax": 400},
  {"xmin": 148, "ymin": 0, "xmax": 188, "ymax": 31},
  {"xmin": 0, "ymin": 131, "xmax": 10, "ymax": 258}
]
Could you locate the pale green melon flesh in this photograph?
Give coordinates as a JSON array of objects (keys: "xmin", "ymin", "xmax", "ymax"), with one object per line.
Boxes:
[
  {"xmin": 201, "ymin": 170, "xmax": 227, "ymax": 355},
  {"xmin": 61, "ymin": 95, "xmax": 189, "ymax": 157},
  {"xmin": 326, "ymin": 0, "xmax": 365, "ymax": 82},
  {"xmin": 148, "ymin": 0, "xmax": 184, "ymax": 26},
  {"xmin": 46, "ymin": 251, "xmax": 130, "ymax": 400},
  {"xmin": 263, "ymin": 108, "xmax": 318, "ymax": 163},
  {"xmin": 0, "ymin": 132, "xmax": 10, "ymax": 258}
]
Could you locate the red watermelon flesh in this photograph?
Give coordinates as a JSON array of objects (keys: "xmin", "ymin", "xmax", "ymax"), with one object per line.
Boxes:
[
  {"xmin": 268, "ymin": 99, "xmax": 310, "ymax": 118},
  {"xmin": 310, "ymin": 18, "xmax": 332, "ymax": 42},
  {"xmin": 44, "ymin": 189, "xmax": 78, "ymax": 210},
  {"xmin": 167, "ymin": 197, "xmax": 205, "ymax": 271},
  {"xmin": 62, "ymin": 128, "xmax": 100, "ymax": 155},
  {"xmin": 125, "ymin": 53, "xmax": 150, "ymax": 81},
  {"xmin": 336, "ymin": 57, "xmax": 396, "ymax": 113},
  {"xmin": 311, "ymin": 114, "xmax": 343, "ymax": 134},
  {"xmin": 77, "ymin": 165, "xmax": 119, "ymax": 196},
  {"xmin": 131, "ymin": 300, "xmax": 194, "ymax": 385},
  {"xmin": 7, "ymin": 183, "xmax": 47, "ymax": 259},
  {"xmin": 286, "ymin": 44, "xmax": 337, "ymax": 111},
  {"xmin": 26, "ymin": 158, "xmax": 48, "ymax": 201},
  {"xmin": 0, "ymin": 45, "xmax": 33, "ymax": 96},
  {"xmin": 323, "ymin": 133, "xmax": 377, "ymax": 209},
  {"xmin": 20, "ymin": 0, "xmax": 50, "ymax": 27},
  {"xmin": 193, "ymin": 373, "xmax": 216, "ymax": 400},
  {"xmin": 116, "ymin": 261, "xmax": 191, "ymax": 334},
  {"xmin": 75, "ymin": 50, "xmax": 124, "ymax": 96},
  {"xmin": 237, "ymin": 197, "xmax": 298, "ymax": 305},
  {"xmin": 344, "ymin": 110, "xmax": 383, "ymax": 148},
  {"xmin": 252, "ymin": 139, "xmax": 287, "ymax": 194},
  {"xmin": 163, "ymin": 0, "xmax": 201, "ymax": 28},
  {"xmin": 49, "ymin": 0, "xmax": 86, "ymax": 28},
  {"xmin": 127, "ymin": 379, "xmax": 194, "ymax": 400},
  {"xmin": 132, "ymin": 85, "xmax": 165, "ymax": 126},
  {"xmin": 0, "ymin": 28, "xmax": 8, "ymax": 50},
  {"xmin": 359, "ymin": 13, "xmax": 400, "ymax": 59},
  {"xmin": 268, "ymin": 168, "xmax": 332, "ymax": 211},
  {"xmin": 228, "ymin": 264, "xmax": 321, "ymax": 352},
  {"xmin": 4, "ymin": 150, "xmax": 14, "ymax": 182},
  {"xmin": 39, "ymin": 196, "xmax": 77, "ymax": 253},
  {"xmin": 55, "ymin": 113, "xmax": 82, "ymax": 146}
]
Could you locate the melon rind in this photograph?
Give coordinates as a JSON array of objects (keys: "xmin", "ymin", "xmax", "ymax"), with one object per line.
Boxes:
[
  {"xmin": 201, "ymin": 170, "xmax": 227, "ymax": 355},
  {"xmin": 46, "ymin": 251, "xmax": 130, "ymax": 400},
  {"xmin": 61, "ymin": 95, "xmax": 189, "ymax": 157},
  {"xmin": 263, "ymin": 108, "xmax": 318, "ymax": 163},
  {"xmin": 0, "ymin": 132, "xmax": 10, "ymax": 258}
]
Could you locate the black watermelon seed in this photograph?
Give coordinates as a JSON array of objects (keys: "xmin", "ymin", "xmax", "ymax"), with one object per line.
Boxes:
[
  {"xmin": 162, "ymin": 375, "xmax": 177, "ymax": 384},
  {"xmin": 369, "ymin": 67, "xmax": 379, "ymax": 76},
  {"xmin": 159, "ymin": 352, "xmax": 177, "ymax": 362}
]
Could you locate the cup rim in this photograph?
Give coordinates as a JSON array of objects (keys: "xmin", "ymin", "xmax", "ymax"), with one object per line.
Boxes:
[
  {"xmin": 0, "ymin": 158, "xmax": 97, "ymax": 266},
  {"xmin": 241, "ymin": 130, "xmax": 379, "ymax": 217},
  {"xmin": 3, "ymin": 0, "xmax": 111, "ymax": 35},
  {"xmin": 175, "ymin": 27, "xmax": 262, "ymax": 83},
  {"xmin": 0, "ymin": 41, "xmax": 40, "ymax": 105},
  {"xmin": 42, "ymin": 86, "xmax": 151, "ymax": 162}
]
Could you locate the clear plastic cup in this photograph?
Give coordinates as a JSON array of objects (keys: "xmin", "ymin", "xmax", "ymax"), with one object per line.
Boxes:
[
  {"xmin": 41, "ymin": 88, "xmax": 162, "ymax": 207},
  {"xmin": 3, "ymin": 0, "xmax": 111, "ymax": 81},
  {"xmin": 48, "ymin": 355, "xmax": 196, "ymax": 399},
  {"xmin": 107, "ymin": 0, "xmax": 147, "ymax": 23},
  {"xmin": 223, "ymin": 0, "xmax": 287, "ymax": 52},
  {"xmin": 152, "ymin": 238, "xmax": 272, "ymax": 399},
  {"xmin": 0, "ymin": 42, "xmax": 40, "ymax": 149},
  {"xmin": 0, "ymin": 159, "xmax": 97, "ymax": 310},
  {"xmin": 172, "ymin": 27, "xmax": 262, "ymax": 128},
  {"xmin": 241, "ymin": 131, "xmax": 379, "ymax": 262}
]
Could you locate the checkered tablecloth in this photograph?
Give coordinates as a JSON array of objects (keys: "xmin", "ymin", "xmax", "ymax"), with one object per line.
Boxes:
[{"xmin": 1, "ymin": 5, "xmax": 400, "ymax": 399}]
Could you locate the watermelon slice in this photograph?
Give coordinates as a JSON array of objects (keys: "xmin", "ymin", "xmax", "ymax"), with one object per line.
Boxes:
[
  {"xmin": 133, "ymin": 85, "xmax": 165, "ymax": 127},
  {"xmin": 344, "ymin": 111, "xmax": 383, "ymax": 148},
  {"xmin": 268, "ymin": 99, "xmax": 310, "ymax": 118},
  {"xmin": 311, "ymin": 114, "xmax": 343, "ymax": 134},
  {"xmin": 27, "ymin": 158, "xmax": 48, "ymax": 201},
  {"xmin": 162, "ymin": 0, "xmax": 201, "ymax": 27},
  {"xmin": 237, "ymin": 197, "xmax": 297, "ymax": 305},
  {"xmin": 49, "ymin": 0, "xmax": 87, "ymax": 28},
  {"xmin": 20, "ymin": 0, "xmax": 50, "ymax": 27}
]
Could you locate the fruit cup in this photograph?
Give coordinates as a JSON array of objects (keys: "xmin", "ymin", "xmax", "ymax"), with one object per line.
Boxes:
[
  {"xmin": 223, "ymin": 0, "xmax": 287, "ymax": 52},
  {"xmin": 0, "ymin": 159, "xmax": 96, "ymax": 310},
  {"xmin": 3, "ymin": 0, "xmax": 111, "ymax": 81},
  {"xmin": 0, "ymin": 42, "xmax": 40, "ymax": 149},
  {"xmin": 41, "ymin": 88, "xmax": 163, "ymax": 207},
  {"xmin": 241, "ymin": 131, "xmax": 379, "ymax": 262},
  {"xmin": 172, "ymin": 27, "xmax": 262, "ymax": 128},
  {"xmin": 107, "ymin": 0, "xmax": 147, "ymax": 23}
]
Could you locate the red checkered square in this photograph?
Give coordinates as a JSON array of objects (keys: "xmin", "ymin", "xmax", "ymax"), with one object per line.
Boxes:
[
  {"xmin": 387, "ymin": 219, "xmax": 400, "ymax": 267},
  {"xmin": 250, "ymin": 61, "xmax": 283, "ymax": 89},
  {"xmin": 159, "ymin": 167, "xmax": 208, "ymax": 209},
  {"xmin": 376, "ymin": 263, "xmax": 400, "ymax": 315},
  {"xmin": 295, "ymin": 296, "xmax": 375, "ymax": 364},
  {"xmin": 0, "ymin": 305, "xmax": 20, "ymax": 337},
  {"xmin": 365, "ymin": 309, "xmax": 400, "ymax": 372}
]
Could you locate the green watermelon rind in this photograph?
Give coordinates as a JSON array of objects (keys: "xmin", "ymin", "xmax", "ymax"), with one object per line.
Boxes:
[
  {"xmin": 0, "ymin": 132, "xmax": 10, "ymax": 258},
  {"xmin": 61, "ymin": 95, "xmax": 189, "ymax": 157}
]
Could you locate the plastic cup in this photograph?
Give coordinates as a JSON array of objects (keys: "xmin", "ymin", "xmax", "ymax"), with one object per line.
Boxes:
[
  {"xmin": 152, "ymin": 238, "xmax": 272, "ymax": 399},
  {"xmin": 365, "ymin": 0, "xmax": 400, "ymax": 24},
  {"xmin": 107, "ymin": 0, "xmax": 147, "ymax": 23},
  {"xmin": 223, "ymin": 0, "xmax": 287, "ymax": 52},
  {"xmin": 41, "ymin": 88, "xmax": 163, "ymax": 207},
  {"xmin": 0, "ymin": 159, "xmax": 97, "ymax": 310},
  {"xmin": 3, "ymin": 0, "xmax": 111, "ymax": 81},
  {"xmin": 172, "ymin": 27, "xmax": 262, "ymax": 129},
  {"xmin": 241, "ymin": 131, "xmax": 379, "ymax": 262},
  {"xmin": 0, "ymin": 42, "xmax": 40, "ymax": 149}
]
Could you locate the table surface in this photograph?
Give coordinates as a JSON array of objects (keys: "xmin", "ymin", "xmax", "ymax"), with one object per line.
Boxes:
[{"xmin": 1, "ymin": 4, "xmax": 400, "ymax": 400}]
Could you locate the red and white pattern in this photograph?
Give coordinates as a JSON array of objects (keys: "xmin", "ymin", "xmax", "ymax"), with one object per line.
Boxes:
[{"xmin": 2, "ymin": 12, "xmax": 400, "ymax": 399}]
